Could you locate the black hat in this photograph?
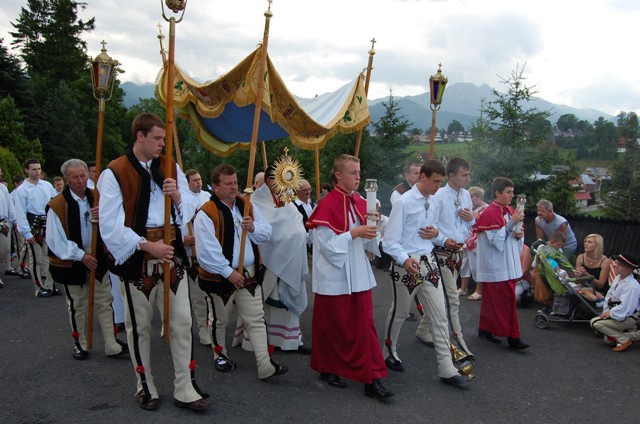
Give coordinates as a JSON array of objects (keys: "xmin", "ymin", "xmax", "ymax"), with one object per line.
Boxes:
[{"xmin": 613, "ymin": 252, "xmax": 639, "ymax": 270}]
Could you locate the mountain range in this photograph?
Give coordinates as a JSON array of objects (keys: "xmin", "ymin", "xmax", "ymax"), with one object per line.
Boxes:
[{"xmin": 121, "ymin": 81, "xmax": 616, "ymax": 132}]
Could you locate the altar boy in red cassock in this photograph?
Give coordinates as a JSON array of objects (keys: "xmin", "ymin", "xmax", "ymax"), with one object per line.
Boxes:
[
  {"xmin": 306, "ymin": 154, "xmax": 394, "ymax": 400},
  {"xmin": 474, "ymin": 177, "xmax": 530, "ymax": 350}
]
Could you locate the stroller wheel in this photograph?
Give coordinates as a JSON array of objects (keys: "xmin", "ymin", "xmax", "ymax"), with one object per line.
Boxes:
[{"xmin": 534, "ymin": 313, "xmax": 550, "ymax": 329}]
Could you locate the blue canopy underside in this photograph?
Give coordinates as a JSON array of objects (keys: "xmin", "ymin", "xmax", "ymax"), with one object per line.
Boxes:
[{"xmin": 198, "ymin": 102, "xmax": 289, "ymax": 143}]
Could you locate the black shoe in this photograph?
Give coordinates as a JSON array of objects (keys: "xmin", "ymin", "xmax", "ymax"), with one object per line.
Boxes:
[
  {"xmin": 5, "ymin": 269, "xmax": 19, "ymax": 276},
  {"xmin": 478, "ymin": 330, "xmax": 501, "ymax": 344},
  {"xmin": 296, "ymin": 344, "xmax": 312, "ymax": 355},
  {"xmin": 263, "ymin": 363, "xmax": 288, "ymax": 380},
  {"xmin": 73, "ymin": 346, "xmax": 88, "ymax": 360},
  {"xmin": 214, "ymin": 357, "xmax": 236, "ymax": 372},
  {"xmin": 405, "ymin": 312, "xmax": 418, "ymax": 322},
  {"xmin": 0, "ymin": 281, "xmax": 3, "ymax": 289},
  {"xmin": 385, "ymin": 356, "xmax": 405, "ymax": 372},
  {"xmin": 36, "ymin": 288, "xmax": 52, "ymax": 298},
  {"xmin": 174, "ymin": 397, "xmax": 210, "ymax": 410},
  {"xmin": 320, "ymin": 372, "xmax": 348, "ymax": 388},
  {"xmin": 507, "ymin": 338, "xmax": 530, "ymax": 350},
  {"xmin": 19, "ymin": 271, "xmax": 31, "ymax": 279},
  {"xmin": 440, "ymin": 374, "xmax": 469, "ymax": 389},
  {"xmin": 51, "ymin": 286, "xmax": 61, "ymax": 296},
  {"xmin": 364, "ymin": 379, "xmax": 394, "ymax": 399},
  {"xmin": 135, "ymin": 390, "xmax": 159, "ymax": 410},
  {"xmin": 107, "ymin": 339, "xmax": 129, "ymax": 358}
]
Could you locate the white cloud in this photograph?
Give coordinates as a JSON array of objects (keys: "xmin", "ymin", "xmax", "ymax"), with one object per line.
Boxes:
[{"xmin": 0, "ymin": 0, "xmax": 638, "ymax": 116}]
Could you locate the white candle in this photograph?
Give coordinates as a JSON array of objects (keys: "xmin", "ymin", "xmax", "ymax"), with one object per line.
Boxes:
[{"xmin": 366, "ymin": 190, "xmax": 377, "ymax": 226}]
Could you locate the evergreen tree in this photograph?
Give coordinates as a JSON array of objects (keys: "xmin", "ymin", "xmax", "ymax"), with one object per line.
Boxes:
[
  {"xmin": 468, "ymin": 65, "xmax": 554, "ymax": 203},
  {"xmin": 603, "ymin": 112, "xmax": 640, "ymax": 221},
  {"xmin": 0, "ymin": 95, "xmax": 43, "ymax": 165}
]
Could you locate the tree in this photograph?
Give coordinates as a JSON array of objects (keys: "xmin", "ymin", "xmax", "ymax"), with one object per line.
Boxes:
[
  {"xmin": 447, "ymin": 119, "xmax": 464, "ymax": 134},
  {"xmin": 369, "ymin": 90, "xmax": 414, "ymax": 212},
  {"xmin": 589, "ymin": 117, "xmax": 617, "ymax": 160},
  {"xmin": 556, "ymin": 114, "xmax": 578, "ymax": 132},
  {"xmin": 603, "ymin": 112, "xmax": 640, "ymax": 221},
  {"xmin": 542, "ymin": 170, "xmax": 579, "ymax": 216},
  {"xmin": 468, "ymin": 65, "xmax": 554, "ymax": 203},
  {"xmin": 0, "ymin": 95, "xmax": 43, "ymax": 165}
]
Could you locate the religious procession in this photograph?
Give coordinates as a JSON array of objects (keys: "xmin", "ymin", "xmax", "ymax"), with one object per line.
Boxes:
[{"xmin": 1, "ymin": 1, "xmax": 639, "ymax": 422}]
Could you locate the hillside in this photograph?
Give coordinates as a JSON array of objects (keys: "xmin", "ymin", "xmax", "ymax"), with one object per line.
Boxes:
[{"xmin": 122, "ymin": 81, "xmax": 616, "ymax": 131}]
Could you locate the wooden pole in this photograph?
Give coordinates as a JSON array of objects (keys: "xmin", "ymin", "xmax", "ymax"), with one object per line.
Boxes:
[
  {"xmin": 261, "ymin": 141, "xmax": 268, "ymax": 172},
  {"xmin": 158, "ymin": 24, "xmax": 183, "ymax": 169},
  {"xmin": 86, "ymin": 97, "xmax": 106, "ymax": 349},
  {"xmin": 314, "ymin": 145, "xmax": 321, "ymax": 202},
  {"xmin": 161, "ymin": 17, "xmax": 177, "ymax": 345},
  {"xmin": 428, "ymin": 107, "xmax": 437, "ymax": 160},
  {"xmin": 238, "ymin": 4, "xmax": 273, "ymax": 275},
  {"xmin": 353, "ymin": 38, "xmax": 376, "ymax": 158}
]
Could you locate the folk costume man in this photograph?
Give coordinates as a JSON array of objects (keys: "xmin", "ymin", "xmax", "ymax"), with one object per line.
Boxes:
[
  {"xmin": 14, "ymin": 158, "xmax": 58, "ymax": 297},
  {"xmin": 382, "ymin": 160, "xmax": 469, "ymax": 388},
  {"xmin": 475, "ymin": 177, "xmax": 529, "ymax": 350},
  {"xmin": 181, "ymin": 169, "xmax": 211, "ymax": 346},
  {"xmin": 590, "ymin": 253, "xmax": 640, "ymax": 352},
  {"xmin": 419, "ymin": 157, "xmax": 475, "ymax": 357},
  {"xmin": 45, "ymin": 159, "xmax": 127, "ymax": 360},
  {"xmin": 306, "ymin": 154, "xmax": 393, "ymax": 400},
  {"xmin": 98, "ymin": 113, "xmax": 209, "ymax": 411},
  {"xmin": 233, "ymin": 168, "xmax": 310, "ymax": 353},
  {"xmin": 0, "ymin": 180, "xmax": 16, "ymax": 289},
  {"xmin": 194, "ymin": 164, "xmax": 288, "ymax": 380}
]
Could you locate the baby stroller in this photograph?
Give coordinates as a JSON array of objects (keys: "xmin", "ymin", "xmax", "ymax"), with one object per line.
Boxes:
[{"xmin": 533, "ymin": 250, "xmax": 601, "ymax": 329}]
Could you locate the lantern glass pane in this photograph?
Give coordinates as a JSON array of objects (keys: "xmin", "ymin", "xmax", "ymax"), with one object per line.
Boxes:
[{"xmin": 99, "ymin": 63, "xmax": 112, "ymax": 89}]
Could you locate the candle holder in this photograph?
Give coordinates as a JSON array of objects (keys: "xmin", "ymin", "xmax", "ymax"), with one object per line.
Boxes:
[{"xmin": 364, "ymin": 179, "xmax": 378, "ymax": 226}]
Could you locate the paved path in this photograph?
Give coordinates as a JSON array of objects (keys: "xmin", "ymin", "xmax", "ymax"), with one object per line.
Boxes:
[{"xmin": 1, "ymin": 269, "xmax": 638, "ymax": 423}]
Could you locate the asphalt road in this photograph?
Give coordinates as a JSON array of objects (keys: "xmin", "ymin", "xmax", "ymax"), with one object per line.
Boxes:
[{"xmin": 1, "ymin": 268, "xmax": 639, "ymax": 424}]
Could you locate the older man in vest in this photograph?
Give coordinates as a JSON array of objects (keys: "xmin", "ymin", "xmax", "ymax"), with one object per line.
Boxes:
[{"xmin": 45, "ymin": 159, "xmax": 127, "ymax": 360}]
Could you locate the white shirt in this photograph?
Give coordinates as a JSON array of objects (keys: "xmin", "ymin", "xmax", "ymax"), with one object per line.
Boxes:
[
  {"xmin": 433, "ymin": 184, "xmax": 475, "ymax": 242},
  {"xmin": 194, "ymin": 199, "xmax": 271, "ymax": 279},
  {"xmin": 383, "ymin": 184, "xmax": 446, "ymax": 266},
  {"xmin": 46, "ymin": 191, "xmax": 92, "ymax": 261},
  {"xmin": 181, "ymin": 189, "xmax": 211, "ymax": 256},
  {"xmin": 311, "ymin": 200, "xmax": 380, "ymax": 296},
  {"xmin": 604, "ymin": 273, "xmax": 640, "ymax": 321},
  {"xmin": 475, "ymin": 212, "xmax": 523, "ymax": 283},
  {"xmin": 0, "ymin": 184, "xmax": 16, "ymax": 224},
  {"xmin": 14, "ymin": 179, "xmax": 58, "ymax": 239},
  {"xmin": 294, "ymin": 198, "xmax": 315, "ymax": 218},
  {"xmin": 97, "ymin": 159, "xmax": 190, "ymax": 266}
]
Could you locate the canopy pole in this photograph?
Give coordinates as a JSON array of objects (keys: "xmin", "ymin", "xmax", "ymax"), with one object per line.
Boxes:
[
  {"xmin": 158, "ymin": 24, "xmax": 183, "ymax": 169},
  {"xmin": 353, "ymin": 37, "xmax": 376, "ymax": 158},
  {"xmin": 314, "ymin": 145, "xmax": 321, "ymax": 202},
  {"xmin": 261, "ymin": 141, "xmax": 268, "ymax": 172},
  {"xmin": 238, "ymin": 2, "xmax": 273, "ymax": 275}
]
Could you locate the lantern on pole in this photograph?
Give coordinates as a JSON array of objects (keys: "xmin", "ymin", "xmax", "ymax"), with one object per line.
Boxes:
[
  {"xmin": 428, "ymin": 64, "xmax": 448, "ymax": 160},
  {"xmin": 87, "ymin": 41, "xmax": 118, "ymax": 348}
]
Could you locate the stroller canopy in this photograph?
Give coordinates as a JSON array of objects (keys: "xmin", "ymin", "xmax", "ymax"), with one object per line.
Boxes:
[{"xmin": 155, "ymin": 45, "xmax": 371, "ymax": 156}]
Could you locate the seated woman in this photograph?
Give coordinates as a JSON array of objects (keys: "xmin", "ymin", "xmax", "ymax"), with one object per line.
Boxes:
[{"xmin": 574, "ymin": 234, "xmax": 611, "ymax": 303}]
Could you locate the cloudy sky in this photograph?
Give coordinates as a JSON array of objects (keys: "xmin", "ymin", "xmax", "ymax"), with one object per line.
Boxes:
[{"xmin": 1, "ymin": 0, "xmax": 639, "ymax": 116}]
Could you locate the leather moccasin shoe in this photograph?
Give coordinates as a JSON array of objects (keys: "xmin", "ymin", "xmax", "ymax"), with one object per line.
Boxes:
[
  {"xmin": 36, "ymin": 288, "xmax": 52, "ymax": 298},
  {"xmin": 612, "ymin": 340, "xmax": 632, "ymax": 352},
  {"xmin": 440, "ymin": 375, "xmax": 469, "ymax": 389},
  {"xmin": 214, "ymin": 357, "xmax": 236, "ymax": 373},
  {"xmin": 135, "ymin": 390, "xmax": 159, "ymax": 410},
  {"xmin": 107, "ymin": 339, "xmax": 129, "ymax": 358},
  {"xmin": 263, "ymin": 363, "xmax": 288, "ymax": 380},
  {"xmin": 385, "ymin": 356, "xmax": 405, "ymax": 372},
  {"xmin": 478, "ymin": 330, "xmax": 501, "ymax": 344},
  {"xmin": 51, "ymin": 286, "xmax": 61, "ymax": 296},
  {"xmin": 19, "ymin": 271, "xmax": 31, "ymax": 279},
  {"xmin": 5, "ymin": 269, "xmax": 18, "ymax": 276},
  {"xmin": 320, "ymin": 372, "xmax": 348, "ymax": 388},
  {"xmin": 174, "ymin": 397, "xmax": 210, "ymax": 411},
  {"xmin": 364, "ymin": 379, "xmax": 394, "ymax": 399},
  {"xmin": 73, "ymin": 346, "xmax": 88, "ymax": 360}
]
